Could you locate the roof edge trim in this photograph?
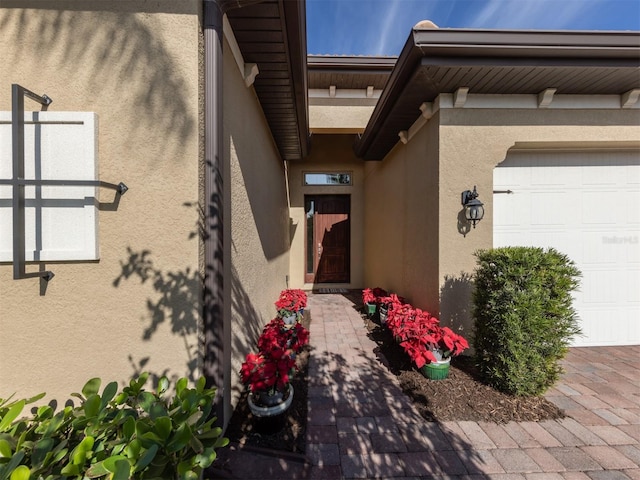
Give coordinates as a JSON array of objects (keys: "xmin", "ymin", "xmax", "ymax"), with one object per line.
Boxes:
[{"xmin": 355, "ymin": 28, "xmax": 640, "ymax": 160}]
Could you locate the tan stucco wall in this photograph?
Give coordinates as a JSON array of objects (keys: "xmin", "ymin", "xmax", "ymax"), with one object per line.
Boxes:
[
  {"xmin": 363, "ymin": 104, "xmax": 640, "ymax": 342},
  {"xmin": 0, "ymin": 2, "xmax": 203, "ymax": 402},
  {"xmin": 0, "ymin": 3, "xmax": 292, "ymax": 420},
  {"xmin": 287, "ymin": 134, "xmax": 365, "ymax": 289},
  {"xmin": 309, "ymin": 105, "xmax": 376, "ymax": 133},
  {"xmin": 438, "ymin": 107, "xmax": 640, "ymax": 337},
  {"xmin": 224, "ymin": 37, "xmax": 290, "ymax": 412},
  {"xmin": 363, "ymin": 114, "xmax": 441, "ymax": 315}
]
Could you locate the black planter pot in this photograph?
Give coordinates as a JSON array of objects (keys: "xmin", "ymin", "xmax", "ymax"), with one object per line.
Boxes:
[{"xmin": 251, "ymin": 412, "xmax": 288, "ymax": 434}]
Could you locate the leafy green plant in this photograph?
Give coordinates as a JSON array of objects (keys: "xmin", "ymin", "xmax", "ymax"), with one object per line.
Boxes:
[
  {"xmin": 472, "ymin": 247, "xmax": 581, "ymax": 396},
  {"xmin": 0, "ymin": 374, "xmax": 228, "ymax": 480}
]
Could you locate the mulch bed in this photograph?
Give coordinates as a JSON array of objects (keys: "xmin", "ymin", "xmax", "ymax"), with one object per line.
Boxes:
[
  {"xmin": 365, "ymin": 316, "xmax": 564, "ymax": 423},
  {"xmin": 223, "ymin": 293, "xmax": 564, "ymax": 454}
]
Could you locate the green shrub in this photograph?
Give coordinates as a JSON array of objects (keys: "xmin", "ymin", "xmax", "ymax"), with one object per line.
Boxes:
[
  {"xmin": 0, "ymin": 373, "xmax": 228, "ymax": 480},
  {"xmin": 472, "ymin": 247, "xmax": 581, "ymax": 396}
]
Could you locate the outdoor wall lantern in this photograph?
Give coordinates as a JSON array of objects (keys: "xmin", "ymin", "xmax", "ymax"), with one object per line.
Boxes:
[{"xmin": 461, "ymin": 186, "xmax": 484, "ymax": 228}]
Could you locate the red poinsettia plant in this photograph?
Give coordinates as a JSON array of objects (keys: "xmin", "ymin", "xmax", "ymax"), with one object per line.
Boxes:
[
  {"xmin": 258, "ymin": 318, "xmax": 309, "ymax": 355},
  {"xmin": 362, "ymin": 287, "xmax": 388, "ymax": 305},
  {"xmin": 397, "ymin": 309, "xmax": 469, "ymax": 368},
  {"xmin": 240, "ymin": 352, "xmax": 295, "ymax": 394},
  {"xmin": 275, "ymin": 289, "xmax": 307, "ymax": 317},
  {"xmin": 240, "ymin": 317, "xmax": 309, "ymax": 395},
  {"xmin": 379, "ymin": 295, "xmax": 469, "ymax": 369},
  {"xmin": 362, "ymin": 288, "xmax": 376, "ymax": 305},
  {"xmin": 384, "ymin": 295, "xmax": 410, "ymax": 330}
]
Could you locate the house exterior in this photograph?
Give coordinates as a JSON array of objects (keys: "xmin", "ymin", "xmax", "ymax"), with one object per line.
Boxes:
[
  {"xmin": 353, "ymin": 28, "xmax": 640, "ymax": 348},
  {"xmin": 1, "ymin": 0, "xmax": 638, "ymax": 428},
  {"xmin": 295, "ymin": 28, "xmax": 639, "ymax": 349},
  {"xmin": 0, "ymin": 0, "xmax": 305, "ymax": 426}
]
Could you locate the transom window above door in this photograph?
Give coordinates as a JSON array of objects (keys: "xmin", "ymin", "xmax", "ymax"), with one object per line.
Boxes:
[{"xmin": 303, "ymin": 172, "xmax": 351, "ymax": 186}]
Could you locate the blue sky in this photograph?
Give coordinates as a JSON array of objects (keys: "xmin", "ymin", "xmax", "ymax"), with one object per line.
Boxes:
[{"xmin": 306, "ymin": 0, "xmax": 640, "ymax": 56}]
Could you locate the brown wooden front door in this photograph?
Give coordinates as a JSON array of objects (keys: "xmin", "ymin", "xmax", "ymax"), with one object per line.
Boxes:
[{"xmin": 304, "ymin": 195, "xmax": 350, "ymax": 284}]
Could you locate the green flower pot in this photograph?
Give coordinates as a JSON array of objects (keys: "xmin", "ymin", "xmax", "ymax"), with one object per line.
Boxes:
[
  {"xmin": 365, "ymin": 302, "xmax": 377, "ymax": 318},
  {"xmin": 420, "ymin": 357, "xmax": 451, "ymax": 380}
]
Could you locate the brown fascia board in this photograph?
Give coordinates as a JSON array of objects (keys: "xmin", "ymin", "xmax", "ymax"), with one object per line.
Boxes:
[
  {"xmin": 308, "ymin": 55, "xmax": 397, "ymax": 71},
  {"xmin": 412, "ymin": 29, "xmax": 640, "ymax": 59},
  {"xmin": 353, "ymin": 31, "xmax": 425, "ymax": 158},
  {"xmin": 282, "ymin": 0, "xmax": 310, "ymax": 159},
  {"xmin": 354, "ymin": 28, "xmax": 640, "ymax": 159}
]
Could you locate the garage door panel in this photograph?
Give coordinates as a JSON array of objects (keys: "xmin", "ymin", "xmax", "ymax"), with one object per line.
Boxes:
[
  {"xmin": 583, "ymin": 232, "xmax": 623, "ymax": 264},
  {"xmin": 494, "ymin": 149, "xmax": 640, "ymax": 347},
  {"xmin": 627, "ymin": 267, "xmax": 640, "ymax": 299},
  {"xmin": 629, "ymin": 243, "xmax": 640, "ymax": 263},
  {"xmin": 494, "ymin": 168, "xmax": 524, "ymax": 192},
  {"xmin": 530, "ymin": 165, "xmax": 570, "ymax": 185},
  {"xmin": 628, "ymin": 191, "xmax": 640, "ymax": 224},
  {"xmin": 493, "ymin": 230, "xmax": 524, "ymax": 246},
  {"xmin": 524, "ymin": 231, "xmax": 574, "ymax": 258},
  {"xmin": 581, "ymin": 162, "xmax": 624, "ymax": 185},
  {"xmin": 581, "ymin": 270, "xmax": 624, "ymax": 304},
  {"xmin": 531, "ymin": 191, "xmax": 569, "ymax": 225},
  {"xmin": 494, "ymin": 193, "xmax": 528, "ymax": 226},
  {"xmin": 573, "ymin": 309, "xmax": 606, "ymax": 346},
  {"xmin": 598, "ymin": 236, "xmax": 640, "ymax": 263},
  {"xmin": 582, "ymin": 190, "xmax": 619, "ymax": 224},
  {"xmin": 583, "ymin": 312, "xmax": 635, "ymax": 346}
]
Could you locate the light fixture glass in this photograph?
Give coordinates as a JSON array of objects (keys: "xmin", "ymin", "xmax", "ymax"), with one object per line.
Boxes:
[{"xmin": 461, "ymin": 186, "xmax": 485, "ymax": 228}]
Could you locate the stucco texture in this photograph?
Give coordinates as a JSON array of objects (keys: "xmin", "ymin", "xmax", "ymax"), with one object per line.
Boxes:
[
  {"xmin": 223, "ymin": 36, "xmax": 291, "ymax": 412},
  {"xmin": 309, "ymin": 105, "xmax": 375, "ymax": 133},
  {"xmin": 363, "ymin": 115, "xmax": 441, "ymax": 315},
  {"xmin": 438, "ymin": 107, "xmax": 640, "ymax": 335},
  {"xmin": 287, "ymin": 134, "xmax": 365, "ymax": 289},
  {"xmin": 0, "ymin": 2, "xmax": 203, "ymax": 402},
  {"xmin": 364, "ymin": 103, "xmax": 640, "ymax": 340}
]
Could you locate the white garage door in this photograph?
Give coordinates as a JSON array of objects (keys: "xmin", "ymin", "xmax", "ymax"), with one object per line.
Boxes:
[{"xmin": 494, "ymin": 149, "xmax": 640, "ymax": 347}]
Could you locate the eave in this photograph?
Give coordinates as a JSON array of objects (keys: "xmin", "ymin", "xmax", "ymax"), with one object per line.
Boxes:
[
  {"xmin": 355, "ymin": 29, "xmax": 640, "ymax": 161},
  {"xmin": 227, "ymin": 0, "xmax": 309, "ymax": 160}
]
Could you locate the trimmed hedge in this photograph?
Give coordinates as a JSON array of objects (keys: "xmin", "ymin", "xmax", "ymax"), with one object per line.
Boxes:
[{"xmin": 472, "ymin": 247, "xmax": 581, "ymax": 396}]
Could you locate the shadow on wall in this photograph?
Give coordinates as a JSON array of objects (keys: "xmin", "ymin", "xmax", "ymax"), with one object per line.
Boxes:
[
  {"xmin": 113, "ymin": 247, "xmax": 201, "ymax": 387},
  {"xmin": 440, "ymin": 272, "xmax": 475, "ymax": 339},
  {"xmin": 457, "ymin": 210, "xmax": 473, "ymax": 237},
  {"xmin": 229, "ymin": 134, "xmax": 290, "ymax": 262},
  {"xmin": 112, "ymin": 247, "xmax": 266, "ymax": 390},
  {"xmin": 0, "ymin": 3, "xmax": 196, "ymax": 156},
  {"xmin": 229, "ymin": 259, "xmax": 267, "ymax": 380},
  {"xmin": 111, "ymin": 202, "xmax": 266, "ymax": 392},
  {"xmin": 289, "ymin": 217, "xmax": 297, "ymax": 247}
]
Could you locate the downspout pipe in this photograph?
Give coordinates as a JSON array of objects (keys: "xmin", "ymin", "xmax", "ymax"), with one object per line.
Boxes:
[{"xmin": 203, "ymin": 0, "xmax": 264, "ymax": 428}]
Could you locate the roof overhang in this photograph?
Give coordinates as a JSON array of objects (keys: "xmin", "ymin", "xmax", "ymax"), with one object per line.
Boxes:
[
  {"xmin": 307, "ymin": 55, "xmax": 395, "ymax": 110},
  {"xmin": 227, "ymin": 0, "xmax": 309, "ymax": 160},
  {"xmin": 355, "ymin": 28, "xmax": 640, "ymax": 160}
]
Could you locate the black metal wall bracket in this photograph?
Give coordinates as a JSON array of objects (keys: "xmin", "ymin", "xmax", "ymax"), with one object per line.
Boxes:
[{"xmin": 1, "ymin": 84, "xmax": 128, "ymax": 282}]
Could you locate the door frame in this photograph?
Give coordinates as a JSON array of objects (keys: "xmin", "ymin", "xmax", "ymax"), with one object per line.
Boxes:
[{"xmin": 304, "ymin": 194, "xmax": 351, "ymax": 284}]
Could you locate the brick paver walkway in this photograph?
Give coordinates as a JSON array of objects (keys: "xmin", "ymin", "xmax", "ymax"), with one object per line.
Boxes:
[{"xmin": 216, "ymin": 292, "xmax": 640, "ymax": 479}]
